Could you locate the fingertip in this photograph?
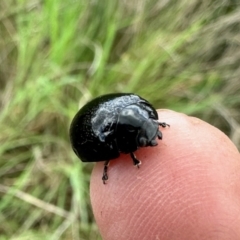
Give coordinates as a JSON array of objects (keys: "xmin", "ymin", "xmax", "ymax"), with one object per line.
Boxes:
[{"xmin": 90, "ymin": 110, "xmax": 240, "ymax": 240}]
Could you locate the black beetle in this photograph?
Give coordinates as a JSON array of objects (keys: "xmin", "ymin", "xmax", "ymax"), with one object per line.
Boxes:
[{"xmin": 69, "ymin": 93, "xmax": 169, "ymax": 184}]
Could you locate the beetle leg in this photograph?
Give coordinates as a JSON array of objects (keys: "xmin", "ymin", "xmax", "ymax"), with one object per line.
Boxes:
[
  {"xmin": 102, "ymin": 160, "xmax": 110, "ymax": 184},
  {"xmin": 157, "ymin": 130, "xmax": 163, "ymax": 140},
  {"xmin": 130, "ymin": 152, "xmax": 141, "ymax": 168},
  {"xmin": 158, "ymin": 122, "xmax": 170, "ymax": 128}
]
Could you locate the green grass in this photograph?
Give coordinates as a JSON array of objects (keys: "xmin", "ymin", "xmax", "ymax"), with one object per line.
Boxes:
[{"xmin": 1, "ymin": 0, "xmax": 240, "ymax": 239}]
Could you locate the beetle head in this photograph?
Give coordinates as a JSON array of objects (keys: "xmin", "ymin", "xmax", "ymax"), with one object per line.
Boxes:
[{"xmin": 116, "ymin": 105, "xmax": 160, "ymax": 153}]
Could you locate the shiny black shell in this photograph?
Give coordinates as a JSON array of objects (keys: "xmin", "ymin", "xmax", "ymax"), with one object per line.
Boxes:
[{"xmin": 69, "ymin": 93, "xmax": 162, "ymax": 162}]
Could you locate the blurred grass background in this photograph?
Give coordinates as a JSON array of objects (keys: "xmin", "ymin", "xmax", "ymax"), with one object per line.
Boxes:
[{"xmin": 0, "ymin": 0, "xmax": 240, "ymax": 239}]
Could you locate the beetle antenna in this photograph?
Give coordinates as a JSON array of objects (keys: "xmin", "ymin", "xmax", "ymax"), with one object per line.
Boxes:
[{"xmin": 158, "ymin": 122, "xmax": 170, "ymax": 128}]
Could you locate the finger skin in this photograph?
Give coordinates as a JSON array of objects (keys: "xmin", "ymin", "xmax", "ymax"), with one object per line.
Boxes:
[{"xmin": 90, "ymin": 110, "xmax": 240, "ymax": 240}]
